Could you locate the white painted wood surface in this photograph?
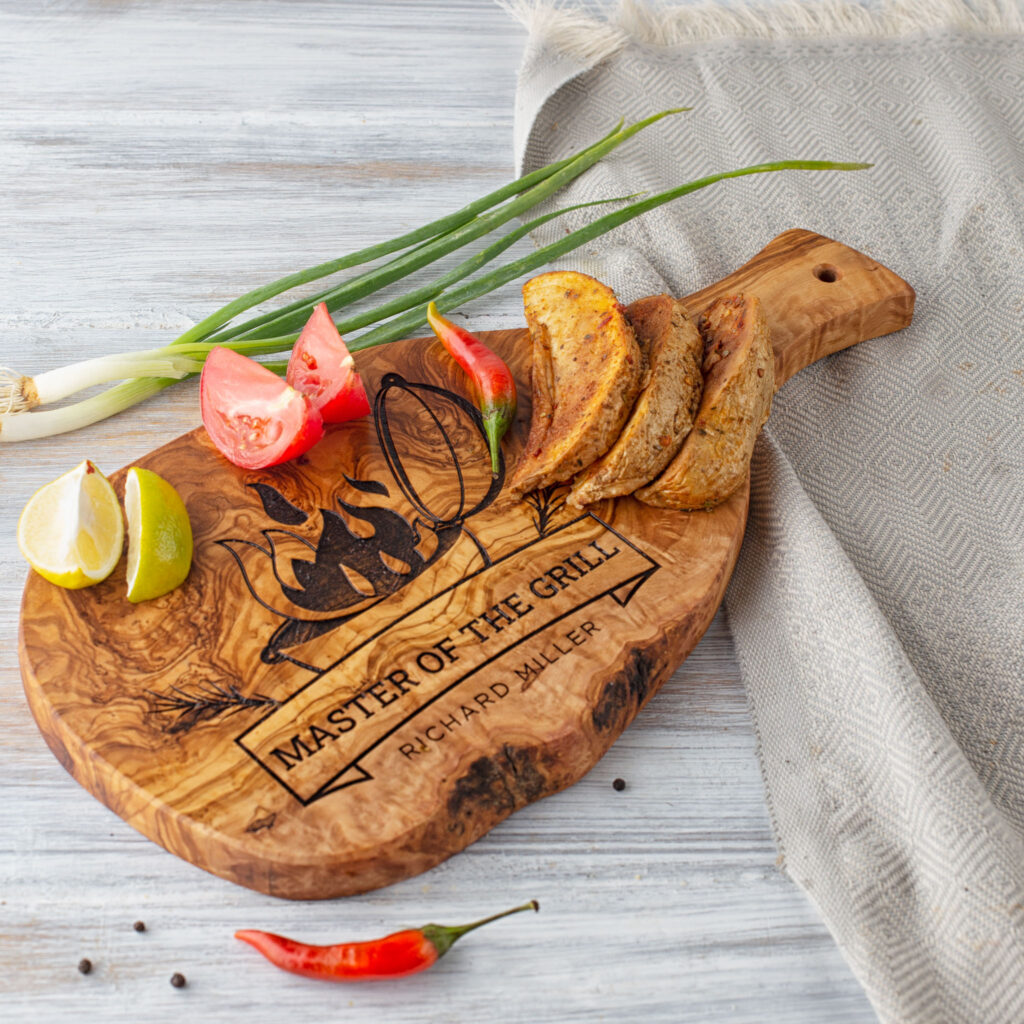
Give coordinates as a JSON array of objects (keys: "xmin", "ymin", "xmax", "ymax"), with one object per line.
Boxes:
[{"xmin": 0, "ymin": 2, "xmax": 876, "ymax": 1020}]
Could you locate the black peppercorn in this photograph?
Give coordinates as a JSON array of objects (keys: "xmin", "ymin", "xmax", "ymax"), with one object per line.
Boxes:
[
  {"xmin": 133, "ymin": 920, "xmax": 146, "ymax": 932},
  {"xmin": 77, "ymin": 958, "xmax": 92, "ymax": 975},
  {"xmin": 170, "ymin": 972, "xmax": 186, "ymax": 988},
  {"xmin": 612, "ymin": 778, "xmax": 626, "ymax": 791}
]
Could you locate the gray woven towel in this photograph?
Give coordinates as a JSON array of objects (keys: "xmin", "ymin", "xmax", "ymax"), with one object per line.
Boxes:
[{"xmin": 506, "ymin": 1, "xmax": 1024, "ymax": 1020}]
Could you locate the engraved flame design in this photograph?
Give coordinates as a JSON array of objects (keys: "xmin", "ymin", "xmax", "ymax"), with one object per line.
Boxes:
[{"xmin": 218, "ymin": 374, "xmax": 505, "ymax": 670}]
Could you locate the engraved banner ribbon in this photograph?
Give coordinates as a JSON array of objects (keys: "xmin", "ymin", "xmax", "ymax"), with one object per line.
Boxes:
[{"xmin": 236, "ymin": 513, "xmax": 658, "ymax": 804}]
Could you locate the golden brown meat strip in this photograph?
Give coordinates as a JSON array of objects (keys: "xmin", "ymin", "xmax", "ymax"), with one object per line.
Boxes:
[
  {"xmin": 635, "ymin": 293, "xmax": 774, "ymax": 510},
  {"xmin": 567, "ymin": 295, "xmax": 704, "ymax": 507},
  {"xmin": 508, "ymin": 271, "xmax": 643, "ymax": 498}
]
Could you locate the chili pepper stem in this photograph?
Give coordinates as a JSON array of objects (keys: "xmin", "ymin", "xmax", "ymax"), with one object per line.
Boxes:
[
  {"xmin": 420, "ymin": 899, "xmax": 539, "ymax": 959},
  {"xmin": 482, "ymin": 410, "xmax": 505, "ymax": 476}
]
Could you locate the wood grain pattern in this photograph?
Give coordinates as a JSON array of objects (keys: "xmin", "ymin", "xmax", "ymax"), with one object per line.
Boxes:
[
  {"xmin": 681, "ymin": 229, "xmax": 916, "ymax": 387},
  {"xmin": 18, "ymin": 230, "xmax": 913, "ymax": 899}
]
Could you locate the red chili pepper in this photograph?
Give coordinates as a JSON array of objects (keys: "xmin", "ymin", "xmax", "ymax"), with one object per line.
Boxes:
[
  {"xmin": 426, "ymin": 301, "xmax": 517, "ymax": 476},
  {"xmin": 235, "ymin": 899, "xmax": 538, "ymax": 982}
]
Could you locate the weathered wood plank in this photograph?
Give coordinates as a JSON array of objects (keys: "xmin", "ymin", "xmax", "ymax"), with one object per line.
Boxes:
[{"xmin": 0, "ymin": 1, "xmax": 876, "ymax": 1020}]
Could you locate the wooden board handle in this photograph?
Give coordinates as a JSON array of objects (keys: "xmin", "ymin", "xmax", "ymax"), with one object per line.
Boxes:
[{"xmin": 681, "ymin": 229, "xmax": 915, "ymax": 386}]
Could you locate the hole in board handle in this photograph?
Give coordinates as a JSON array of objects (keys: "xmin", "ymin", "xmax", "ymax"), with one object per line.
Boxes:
[{"xmin": 813, "ymin": 263, "xmax": 840, "ymax": 283}]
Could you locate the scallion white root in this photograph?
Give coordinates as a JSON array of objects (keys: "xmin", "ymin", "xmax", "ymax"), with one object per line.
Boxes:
[
  {"xmin": 0, "ymin": 366, "xmax": 38, "ymax": 415},
  {"xmin": 0, "ymin": 335, "xmax": 295, "ymax": 414},
  {"xmin": 0, "ymin": 378, "xmax": 173, "ymax": 443},
  {"xmin": 18, "ymin": 351, "xmax": 204, "ymax": 408}
]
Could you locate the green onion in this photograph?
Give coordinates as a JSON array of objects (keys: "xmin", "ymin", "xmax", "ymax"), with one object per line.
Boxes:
[
  {"xmin": 201, "ymin": 192, "xmax": 644, "ymax": 350},
  {"xmin": 0, "ymin": 107, "xmax": 872, "ymax": 443},
  {"xmin": 202, "ymin": 109, "xmax": 687, "ymax": 346},
  {"xmin": 0, "ymin": 193, "xmax": 643, "ymax": 428},
  {"xmin": 169, "ymin": 118, "xmax": 633, "ymax": 348},
  {"xmin": 1, "ymin": 110, "xmax": 680, "ymax": 432},
  {"xmin": 346, "ymin": 159, "xmax": 872, "ymax": 352}
]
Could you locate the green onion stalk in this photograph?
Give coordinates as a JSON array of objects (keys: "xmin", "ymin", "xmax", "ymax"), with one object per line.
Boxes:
[
  {"xmin": 0, "ymin": 107, "xmax": 870, "ymax": 443},
  {"xmin": 0, "ymin": 192, "xmax": 641, "ymax": 438}
]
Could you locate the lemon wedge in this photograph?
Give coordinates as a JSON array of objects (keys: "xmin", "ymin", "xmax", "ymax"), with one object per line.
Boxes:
[
  {"xmin": 124, "ymin": 467, "xmax": 193, "ymax": 603},
  {"xmin": 18, "ymin": 460, "xmax": 125, "ymax": 589}
]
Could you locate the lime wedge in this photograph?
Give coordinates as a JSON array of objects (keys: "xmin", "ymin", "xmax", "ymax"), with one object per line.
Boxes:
[
  {"xmin": 124, "ymin": 468, "xmax": 193, "ymax": 603},
  {"xmin": 18, "ymin": 460, "xmax": 125, "ymax": 589}
]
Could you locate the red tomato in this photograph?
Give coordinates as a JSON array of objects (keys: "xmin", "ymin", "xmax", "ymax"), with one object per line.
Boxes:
[
  {"xmin": 287, "ymin": 303, "xmax": 371, "ymax": 423},
  {"xmin": 200, "ymin": 347, "xmax": 324, "ymax": 469}
]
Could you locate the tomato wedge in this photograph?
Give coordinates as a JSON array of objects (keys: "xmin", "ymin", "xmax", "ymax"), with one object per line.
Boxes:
[
  {"xmin": 287, "ymin": 303, "xmax": 371, "ymax": 423},
  {"xmin": 200, "ymin": 346, "xmax": 324, "ymax": 469}
]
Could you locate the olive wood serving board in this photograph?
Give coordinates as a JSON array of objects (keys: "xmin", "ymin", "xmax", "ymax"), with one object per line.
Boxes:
[{"xmin": 19, "ymin": 229, "xmax": 914, "ymax": 899}]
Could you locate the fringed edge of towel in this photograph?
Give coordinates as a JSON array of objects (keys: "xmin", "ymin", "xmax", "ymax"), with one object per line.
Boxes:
[
  {"xmin": 499, "ymin": 0, "xmax": 627, "ymax": 65},
  {"xmin": 500, "ymin": 0, "xmax": 1023, "ymax": 60}
]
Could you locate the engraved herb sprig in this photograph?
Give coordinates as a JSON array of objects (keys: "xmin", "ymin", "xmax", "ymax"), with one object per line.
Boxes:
[
  {"xmin": 146, "ymin": 681, "xmax": 279, "ymax": 734},
  {"xmin": 523, "ymin": 485, "xmax": 568, "ymax": 538}
]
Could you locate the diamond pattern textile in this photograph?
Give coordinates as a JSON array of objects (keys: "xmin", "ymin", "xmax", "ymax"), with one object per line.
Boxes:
[{"xmin": 510, "ymin": 3, "xmax": 1024, "ymax": 1020}]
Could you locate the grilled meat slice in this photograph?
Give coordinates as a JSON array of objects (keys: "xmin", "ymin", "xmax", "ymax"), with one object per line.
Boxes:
[
  {"xmin": 635, "ymin": 294, "xmax": 774, "ymax": 510},
  {"xmin": 508, "ymin": 271, "xmax": 643, "ymax": 498},
  {"xmin": 567, "ymin": 295, "xmax": 704, "ymax": 507}
]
